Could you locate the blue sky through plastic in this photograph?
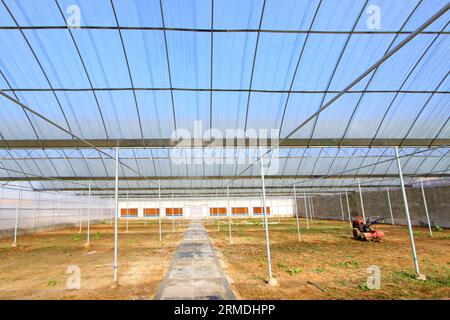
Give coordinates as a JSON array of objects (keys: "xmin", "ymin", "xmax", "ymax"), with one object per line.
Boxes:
[{"xmin": 0, "ymin": 0, "xmax": 448, "ymax": 144}]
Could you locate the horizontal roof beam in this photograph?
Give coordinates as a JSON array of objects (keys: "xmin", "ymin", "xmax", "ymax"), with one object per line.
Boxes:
[
  {"xmin": 0, "ymin": 25, "xmax": 448, "ymax": 35},
  {"xmin": 2, "ymin": 138, "xmax": 448, "ymax": 149},
  {"xmin": 35, "ymin": 185, "xmax": 407, "ymax": 193},
  {"xmin": 3, "ymin": 88, "xmax": 448, "ymax": 94},
  {"xmin": 1, "ymin": 174, "xmax": 448, "ymax": 182}
]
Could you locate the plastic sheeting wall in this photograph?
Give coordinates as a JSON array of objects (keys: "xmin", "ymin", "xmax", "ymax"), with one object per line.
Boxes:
[
  {"xmin": 0, "ymin": 185, "xmax": 113, "ymax": 232},
  {"xmin": 296, "ymin": 185, "xmax": 450, "ymax": 228}
]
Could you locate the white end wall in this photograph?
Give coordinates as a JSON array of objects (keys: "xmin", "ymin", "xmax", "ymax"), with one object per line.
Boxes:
[{"xmin": 118, "ymin": 197, "xmax": 295, "ymax": 218}]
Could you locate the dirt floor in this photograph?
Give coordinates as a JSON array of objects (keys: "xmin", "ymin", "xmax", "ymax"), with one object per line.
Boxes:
[
  {"xmin": 205, "ymin": 217, "xmax": 450, "ymax": 300},
  {"xmin": 0, "ymin": 219, "xmax": 185, "ymax": 300}
]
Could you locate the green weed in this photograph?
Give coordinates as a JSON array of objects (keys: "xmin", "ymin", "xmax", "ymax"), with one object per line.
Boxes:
[
  {"xmin": 336, "ymin": 260, "xmax": 360, "ymax": 268},
  {"xmin": 47, "ymin": 279, "xmax": 58, "ymax": 287},
  {"xmin": 358, "ymin": 283, "xmax": 370, "ymax": 291}
]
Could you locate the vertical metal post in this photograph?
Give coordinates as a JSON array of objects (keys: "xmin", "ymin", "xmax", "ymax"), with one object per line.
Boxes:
[
  {"xmin": 293, "ymin": 185, "xmax": 301, "ymax": 241},
  {"xmin": 110, "ymin": 195, "xmax": 113, "ymax": 225},
  {"xmin": 308, "ymin": 195, "xmax": 314, "ymax": 222},
  {"xmin": 58, "ymin": 191, "xmax": 62, "ymax": 225},
  {"xmin": 260, "ymin": 148, "xmax": 274, "ymax": 283},
  {"xmin": 358, "ymin": 178, "xmax": 366, "ymax": 222},
  {"xmin": 171, "ymin": 190, "xmax": 175, "ymax": 232},
  {"xmin": 339, "ymin": 194, "xmax": 345, "ymax": 221},
  {"xmin": 345, "ymin": 189, "xmax": 352, "ymax": 227},
  {"xmin": 395, "ymin": 147, "xmax": 422, "ymax": 277},
  {"xmin": 303, "ymin": 191, "xmax": 310, "ymax": 229},
  {"xmin": 216, "ymin": 191, "xmax": 220, "ymax": 231},
  {"xmin": 158, "ymin": 181, "xmax": 162, "ymax": 242},
  {"xmin": 12, "ymin": 182, "xmax": 22, "ymax": 247},
  {"xmin": 78, "ymin": 191, "xmax": 82, "ymax": 233},
  {"xmin": 126, "ymin": 191, "xmax": 129, "ymax": 232},
  {"xmin": 227, "ymin": 186, "xmax": 232, "ymax": 243},
  {"xmin": 339, "ymin": 193, "xmax": 345, "ymax": 221},
  {"xmin": 113, "ymin": 147, "xmax": 119, "ymax": 283},
  {"xmin": 32, "ymin": 192, "xmax": 37, "ymax": 232},
  {"xmin": 386, "ymin": 187, "xmax": 394, "ymax": 226},
  {"xmin": 86, "ymin": 180, "xmax": 91, "ymax": 245},
  {"xmin": 246, "ymin": 192, "xmax": 250, "ymax": 222},
  {"xmin": 420, "ymin": 179, "xmax": 433, "ymax": 237},
  {"xmin": 51, "ymin": 192, "xmax": 55, "ymax": 226},
  {"xmin": 277, "ymin": 196, "xmax": 280, "ymax": 223},
  {"xmin": 144, "ymin": 193, "xmax": 147, "ymax": 227},
  {"xmin": 178, "ymin": 194, "xmax": 181, "ymax": 228},
  {"xmin": 35, "ymin": 192, "xmax": 40, "ymax": 232},
  {"xmin": 260, "ymin": 191, "xmax": 264, "ymax": 228}
]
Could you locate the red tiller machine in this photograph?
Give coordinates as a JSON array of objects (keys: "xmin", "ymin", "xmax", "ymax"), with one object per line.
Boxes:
[{"xmin": 352, "ymin": 216, "xmax": 385, "ymax": 242}]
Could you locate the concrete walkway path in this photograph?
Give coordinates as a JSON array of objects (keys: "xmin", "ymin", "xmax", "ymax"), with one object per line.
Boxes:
[{"xmin": 154, "ymin": 220, "xmax": 235, "ymax": 300}]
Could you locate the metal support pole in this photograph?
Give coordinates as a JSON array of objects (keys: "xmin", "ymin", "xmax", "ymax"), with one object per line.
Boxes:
[
  {"xmin": 420, "ymin": 179, "xmax": 433, "ymax": 237},
  {"xmin": 178, "ymin": 194, "xmax": 181, "ymax": 228},
  {"xmin": 227, "ymin": 186, "xmax": 232, "ymax": 243},
  {"xmin": 12, "ymin": 182, "xmax": 22, "ymax": 247},
  {"xmin": 395, "ymin": 147, "xmax": 422, "ymax": 278},
  {"xmin": 310, "ymin": 195, "xmax": 315, "ymax": 219},
  {"xmin": 303, "ymin": 191, "xmax": 310, "ymax": 229},
  {"xmin": 260, "ymin": 148, "xmax": 274, "ymax": 283},
  {"xmin": 78, "ymin": 191, "xmax": 82, "ymax": 233},
  {"xmin": 386, "ymin": 187, "xmax": 394, "ymax": 226},
  {"xmin": 158, "ymin": 181, "xmax": 162, "ymax": 242},
  {"xmin": 248, "ymin": 192, "xmax": 251, "ymax": 223},
  {"xmin": 260, "ymin": 191, "xmax": 265, "ymax": 228},
  {"xmin": 51, "ymin": 192, "xmax": 55, "ymax": 226},
  {"xmin": 293, "ymin": 185, "xmax": 301, "ymax": 241},
  {"xmin": 144, "ymin": 193, "xmax": 148, "ymax": 227},
  {"xmin": 339, "ymin": 194, "xmax": 345, "ymax": 221},
  {"xmin": 126, "ymin": 191, "xmax": 129, "ymax": 232},
  {"xmin": 35, "ymin": 192, "xmax": 40, "ymax": 232},
  {"xmin": 58, "ymin": 191, "xmax": 62, "ymax": 224},
  {"xmin": 86, "ymin": 180, "xmax": 91, "ymax": 245},
  {"xmin": 276, "ymin": 195, "xmax": 281, "ymax": 223},
  {"xmin": 113, "ymin": 147, "xmax": 119, "ymax": 283},
  {"xmin": 358, "ymin": 179, "xmax": 366, "ymax": 222},
  {"xmin": 110, "ymin": 195, "xmax": 113, "ymax": 225},
  {"xmin": 32, "ymin": 192, "xmax": 37, "ymax": 232},
  {"xmin": 308, "ymin": 195, "xmax": 314, "ymax": 222},
  {"xmin": 216, "ymin": 191, "xmax": 220, "ymax": 231},
  {"xmin": 171, "ymin": 190, "xmax": 175, "ymax": 232},
  {"xmin": 345, "ymin": 189, "xmax": 352, "ymax": 227}
]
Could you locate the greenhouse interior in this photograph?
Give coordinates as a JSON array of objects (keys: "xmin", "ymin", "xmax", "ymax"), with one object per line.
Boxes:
[{"xmin": 0, "ymin": 0, "xmax": 449, "ymax": 302}]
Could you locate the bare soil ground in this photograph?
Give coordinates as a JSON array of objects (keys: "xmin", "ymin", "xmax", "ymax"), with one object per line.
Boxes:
[
  {"xmin": 205, "ymin": 218, "xmax": 450, "ymax": 299},
  {"xmin": 0, "ymin": 219, "xmax": 185, "ymax": 300}
]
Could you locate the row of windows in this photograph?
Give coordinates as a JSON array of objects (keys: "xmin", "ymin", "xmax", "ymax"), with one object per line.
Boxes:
[
  {"xmin": 209, "ymin": 207, "xmax": 271, "ymax": 215},
  {"xmin": 120, "ymin": 207, "xmax": 271, "ymax": 217},
  {"xmin": 120, "ymin": 208, "xmax": 183, "ymax": 217}
]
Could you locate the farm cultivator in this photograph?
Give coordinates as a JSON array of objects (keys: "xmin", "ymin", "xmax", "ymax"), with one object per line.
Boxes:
[{"xmin": 352, "ymin": 216, "xmax": 385, "ymax": 242}]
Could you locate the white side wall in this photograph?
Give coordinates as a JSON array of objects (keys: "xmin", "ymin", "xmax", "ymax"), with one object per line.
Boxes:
[
  {"xmin": 119, "ymin": 197, "xmax": 295, "ymax": 218},
  {"xmin": 0, "ymin": 185, "xmax": 113, "ymax": 231}
]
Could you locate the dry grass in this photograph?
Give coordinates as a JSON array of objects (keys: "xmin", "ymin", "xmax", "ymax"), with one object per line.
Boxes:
[
  {"xmin": 0, "ymin": 219, "xmax": 185, "ymax": 300},
  {"xmin": 205, "ymin": 217, "xmax": 450, "ymax": 300}
]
